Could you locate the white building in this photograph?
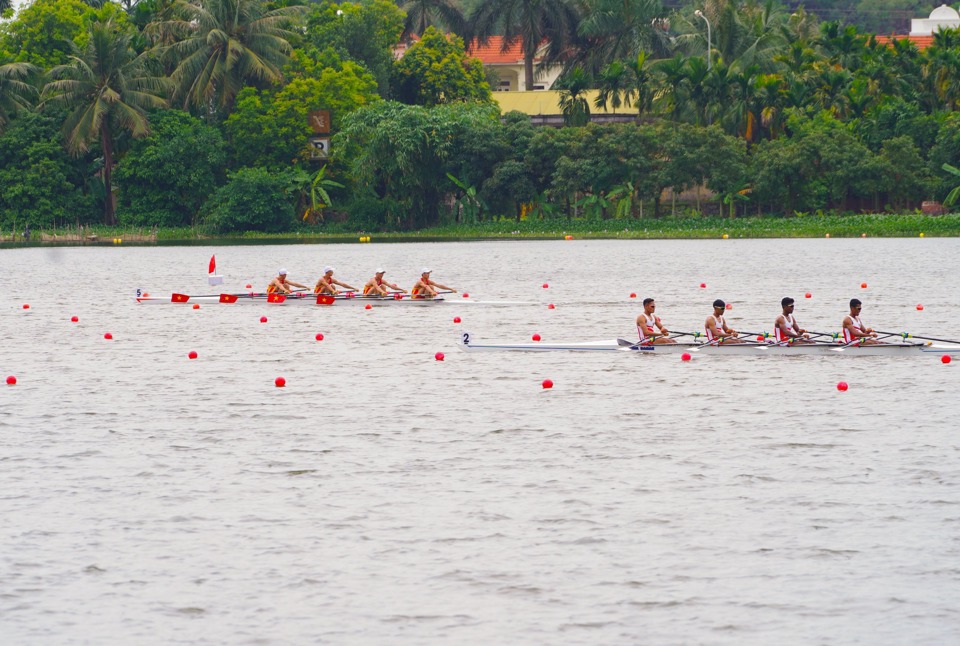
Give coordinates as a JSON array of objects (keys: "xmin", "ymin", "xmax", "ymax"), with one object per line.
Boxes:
[{"xmin": 910, "ymin": 4, "xmax": 960, "ymax": 35}]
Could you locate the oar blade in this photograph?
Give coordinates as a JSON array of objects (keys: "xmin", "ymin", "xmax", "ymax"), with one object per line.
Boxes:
[
  {"xmin": 219, "ymin": 293, "xmax": 239, "ymax": 303},
  {"xmin": 172, "ymin": 293, "xmax": 190, "ymax": 303},
  {"xmin": 317, "ymin": 294, "xmax": 335, "ymax": 306},
  {"xmin": 267, "ymin": 293, "xmax": 286, "ymax": 304}
]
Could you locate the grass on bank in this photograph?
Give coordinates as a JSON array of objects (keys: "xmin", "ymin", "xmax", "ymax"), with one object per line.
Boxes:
[{"xmin": 4, "ymin": 213, "xmax": 960, "ymax": 245}]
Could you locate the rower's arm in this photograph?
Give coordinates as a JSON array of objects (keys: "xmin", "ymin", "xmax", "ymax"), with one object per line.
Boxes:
[
  {"xmin": 288, "ymin": 280, "xmax": 308, "ymax": 289},
  {"xmin": 432, "ymin": 282, "xmax": 456, "ymax": 292}
]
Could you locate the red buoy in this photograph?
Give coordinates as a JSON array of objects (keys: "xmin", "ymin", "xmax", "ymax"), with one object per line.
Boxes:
[
  {"xmin": 462, "ymin": 293, "xmax": 469, "ymax": 298},
  {"xmin": 681, "ymin": 353, "xmax": 692, "ymax": 361},
  {"xmin": 275, "ymin": 377, "xmax": 286, "ymax": 387},
  {"xmin": 260, "ymin": 316, "xmax": 267, "ymax": 323},
  {"xmin": 725, "ymin": 303, "xmax": 732, "ymax": 310},
  {"xmin": 22, "ymin": 304, "xmax": 29, "ymax": 309},
  {"xmin": 629, "ymin": 293, "xmax": 637, "ymax": 298},
  {"xmin": 837, "ymin": 381, "xmax": 849, "ymax": 391},
  {"xmin": 942, "ymin": 355, "xmax": 952, "ymax": 364},
  {"xmin": 917, "ymin": 304, "xmax": 924, "ymax": 311},
  {"xmin": 547, "ymin": 304, "xmax": 555, "ymax": 310},
  {"xmin": 6, "ymin": 375, "xmax": 16, "ymax": 385},
  {"xmin": 453, "ymin": 317, "xmax": 461, "ymax": 323},
  {"xmin": 104, "ymin": 332, "xmax": 113, "ymax": 340},
  {"xmin": 245, "ymin": 284, "xmax": 252, "ymax": 289},
  {"xmin": 542, "ymin": 283, "xmax": 549, "ymax": 289},
  {"xmin": 532, "ymin": 333, "xmax": 541, "ymax": 341},
  {"xmin": 188, "ymin": 351, "xmax": 198, "ymax": 359},
  {"xmin": 365, "ymin": 304, "xmax": 372, "ymax": 310},
  {"xmin": 435, "ymin": 352, "xmax": 445, "ymax": 361},
  {"xmin": 805, "ymin": 292, "xmax": 812, "ymax": 298},
  {"xmin": 71, "ymin": 316, "xmax": 78, "ymax": 323},
  {"xmin": 700, "ymin": 283, "xmax": 706, "ymax": 288},
  {"xmin": 860, "ymin": 282, "xmax": 867, "ymax": 289},
  {"xmin": 542, "ymin": 379, "xmax": 553, "ymax": 389},
  {"xmin": 192, "ymin": 304, "xmax": 200, "ymax": 310},
  {"xmin": 315, "ymin": 333, "xmax": 324, "ymax": 341}
]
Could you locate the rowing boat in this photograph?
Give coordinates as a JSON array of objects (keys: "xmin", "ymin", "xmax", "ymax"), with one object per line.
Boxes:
[
  {"xmin": 135, "ymin": 291, "xmax": 453, "ymax": 305},
  {"xmin": 458, "ymin": 332, "xmax": 958, "ymax": 356}
]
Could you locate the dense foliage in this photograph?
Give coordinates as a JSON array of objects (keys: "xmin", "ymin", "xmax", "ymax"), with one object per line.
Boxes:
[{"xmin": 3, "ymin": 0, "xmax": 960, "ymax": 235}]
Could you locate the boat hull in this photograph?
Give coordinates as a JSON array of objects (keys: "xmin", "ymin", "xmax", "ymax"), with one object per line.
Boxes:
[
  {"xmin": 136, "ymin": 293, "xmax": 450, "ymax": 305},
  {"xmin": 458, "ymin": 335, "xmax": 948, "ymax": 356}
]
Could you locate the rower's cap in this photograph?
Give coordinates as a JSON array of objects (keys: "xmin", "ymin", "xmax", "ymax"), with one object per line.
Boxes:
[
  {"xmin": 713, "ymin": 299, "xmax": 725, "ymax": 308},
  {"xmin": 278, "ymin": 268, "xmax": 288, "ymax": 275},
  {"xmin": 421, "ymin": 267, "xmax": 432, "ymax": 274},
  {"xmin": 324, "ymin": 265, "xmax": 334, "ymax": 274},
  {"xmin": 376, "ymin": 268, "xmax": 385, "ymax": 274}
]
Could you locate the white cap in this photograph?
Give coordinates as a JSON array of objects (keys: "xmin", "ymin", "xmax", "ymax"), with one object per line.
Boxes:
[
  {"xmin": 278, "ymin": 268, "xmax": 288, "ymax": 275},
  {"xmin": 323, "ymin": 266, "xmax": 334, "ymax": 274},
  {"xmin": 375, "ymin": 268, "xmax": 385, "ymax": 274},
  {"xmin": 421, "ymin": 267, "xmax": 432, "ymax": 274}
]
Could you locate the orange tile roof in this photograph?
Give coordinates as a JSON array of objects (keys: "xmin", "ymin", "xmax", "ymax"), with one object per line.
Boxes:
[
  {"xmin": 466, "ymin": 36, "xmax": 542, "ymax": 65},
  {"xmin": 874, "ymin": 34, "xmax": 936, "ymax": 50}
]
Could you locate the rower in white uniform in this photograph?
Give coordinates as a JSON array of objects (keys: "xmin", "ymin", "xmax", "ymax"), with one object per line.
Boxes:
[
  {"xmin": 774, "ymin": 297, "xmax": 813, "ymax": 344},
  {"xmin": 705, "ymin": 299, "xmax": 744, "ymax": 343},
  {"xmin": 635, "ymin": 298, "xmax": 677, "ymax": 344},
  {"xmin": 842, "ymin": 298, "xmax": 880, "ymax": 345}
]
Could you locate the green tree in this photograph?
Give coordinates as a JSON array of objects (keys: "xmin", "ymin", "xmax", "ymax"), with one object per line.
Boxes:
[
  {"xmin": 40, "ymin": 19, "xmax": 169, "ymax": 225},
  {"xmin": 0, "ymin": 62, "xmax": 40, "ymax": 134},
  {"xmin": 574, "ymin": 0, "xmax": 670, "ymax": 74},
  {"xmin": 1, "ymin": 0, "xmax": 99, "ymax": 67},
  {"xmin": 391, "ymin": 27, "xmax": 491, "ymax": 106},
  {"xmin": 149, "ymin": 0, "xmax": 304, "ymax": 114},
  {"xmin": 224, "ymin": 49, "xmax": 380, "ymax": 169},
  {"xmin": 468, "ymin": 0, "xmax": 580, "ymax": 91},
  {"xmin": 202, "ymin": 166, "xmax": 295, "ymax": 233},
  {"xmin": 304, "ymin": 0, "xmax": 404, "ymax": 96},
  {"xmin": 335, "ymin": 100, "xmax": 501, "ymax": 228},
  {"xmin": 556, "ymin": 65, "xmax": 591, "ymax": 126},
  {"xmin": 114, "ymin": 110, "xmax": 227, "ymax": 226},
  {"xmin": 0, "ymin": 108, "xmax": 96, "ymax": 229}
]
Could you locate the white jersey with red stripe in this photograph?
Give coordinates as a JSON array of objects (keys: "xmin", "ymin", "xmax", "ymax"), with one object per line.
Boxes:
[
  {"xmin": 774, "ymin": 313, "xmax": 797, "ymax": 343},
  {"xmin": 705, "ymin": 314, "xmax": 725, "ymax": 341},
  {"xmin": 637, "ymin": 313, "xmax": 660, "ymax": 342},
  {"xmin": 843, "ymin": 315, "xmax": 865, "ymax": 343}
]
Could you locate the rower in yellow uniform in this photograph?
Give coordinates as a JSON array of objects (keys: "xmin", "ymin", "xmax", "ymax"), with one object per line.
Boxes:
[
  {"xmin": 314, "ymin": 266, "xmax": 359, "ymax": 295},
  {"xmin": 411, "ymin": 268, "xmax": 457, "ymax": 299},
  {"xmin": 636, "ymin": 298, "xmax": 676, "ymax": 344},
  {"xmin": 774, "ymin": 297, "xmax": 813, "ymax": 344},
  {"xmin": 705, "ymin": 299, "xmax": 745, "ymax": 343},
  {"xmin": 363, "ymin": 268, "xmax": 406, "ymax": 297},
  {"xmin": 267, "ymin": 269, "xmax": 308, "ymax": 294}
]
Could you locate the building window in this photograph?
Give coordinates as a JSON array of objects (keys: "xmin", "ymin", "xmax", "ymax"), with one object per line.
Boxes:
[{"xmin": 498, "ymin": 80, "xmax": 511, "ymax": 91}]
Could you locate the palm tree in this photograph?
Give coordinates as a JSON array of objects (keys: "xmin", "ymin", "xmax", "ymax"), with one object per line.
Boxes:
[
  {"xmin": 468, "ymin": 0, "xmax": 580, "ymax": 92},
  {"xmin": 556, "ymin": 65, "xmax": 591, "ymax": 126},
  {"xmin": 398, "ymin": 0, "xmax": 466, "ymax": 40},
  {"xmin": 149, "ymin": 0, "xmax": 304, "ymax": 113},
  {"xmin": 575, "ymin": 0, "xmax": 670, "ymax": 75},
  {"xmin": 41, "ymin": 20, "xmax": 169, "ymax": 225},
  {"xmin": 0, "ymin": 62, "xmax": 41, "ymax": 134}
]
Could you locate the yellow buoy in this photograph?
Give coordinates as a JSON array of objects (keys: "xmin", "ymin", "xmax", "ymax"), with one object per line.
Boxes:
[
  {"xmin": 722, "ymin": 234, "xmax": 729, "ymax": 239},
  {"xmin": 920, "ymin": 232, "xmax": 925, "ymax": 238}
]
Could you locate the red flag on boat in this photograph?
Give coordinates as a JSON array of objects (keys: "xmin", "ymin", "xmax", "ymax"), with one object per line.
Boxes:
[{"xmin": 208, "ymin": 255, "xmax": 216, "ymax": 274}]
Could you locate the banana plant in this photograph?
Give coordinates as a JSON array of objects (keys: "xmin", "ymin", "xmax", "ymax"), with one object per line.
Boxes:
[
  {"xmin": 941, "ymin": 163, "xmax": 960, "ymax": 208},
  {"xmin": 575, "ymin": 192, "xmax": 610, "ymax": 219},
  {"xmin": 446, "ymin": 173, "xmax": 486, "ymax": 223},
  {"xmin": 301, "ymin": 166, "xmax": 345, "ymax": 223},
  {"xmin": 607, "ymin": 182, "xmax": 635, "ymax": 218}
]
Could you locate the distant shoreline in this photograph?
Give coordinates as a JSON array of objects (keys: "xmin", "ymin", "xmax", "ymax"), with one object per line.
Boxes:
[{"xmin": 3, "ymin": 214, "xmax": 959, "ymax": 246}]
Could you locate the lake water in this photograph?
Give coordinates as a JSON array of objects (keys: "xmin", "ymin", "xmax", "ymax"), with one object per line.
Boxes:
[{"xmin": 2, "ymin": 238, "xmax": 959, "ymax": 645}]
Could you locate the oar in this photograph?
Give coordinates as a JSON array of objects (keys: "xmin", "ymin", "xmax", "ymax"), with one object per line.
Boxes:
[
  {"xmin": 316, "ymin": 294, "xmax": 336, "ymax": 305},
  {"xmin": 876, "ymin": 331, "xmax": 960, "ymax": 345}
]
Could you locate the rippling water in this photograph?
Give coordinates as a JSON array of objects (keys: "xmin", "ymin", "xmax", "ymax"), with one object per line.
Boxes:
[{"xmin": 2, "ymin": 239, "xmax": 959, "ymax": 644}]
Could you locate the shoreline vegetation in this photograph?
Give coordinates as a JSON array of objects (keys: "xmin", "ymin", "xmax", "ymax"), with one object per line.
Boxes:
[{"xmin": 2, "ymin": 213, "xmax": 959, "ymax": 247}]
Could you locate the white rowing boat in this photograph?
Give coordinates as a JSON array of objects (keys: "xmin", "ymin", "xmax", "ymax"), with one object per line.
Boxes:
[
  {"xmin": 135, "ymin": 291, "xmax": 454, "ymax": 305},
  {"xmin": 458, "ymin": 332, "xmax": 958, "ymax": 356}
]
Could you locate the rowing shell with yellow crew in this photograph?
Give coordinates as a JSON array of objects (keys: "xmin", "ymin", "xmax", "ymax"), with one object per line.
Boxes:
[
  {"xmin": 134, "ymin": 290, "xmax": 527, "ymax": 306},
  {"xmin": 458, "ymin": 332, "xmax": 959, "ymax": 356}
]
